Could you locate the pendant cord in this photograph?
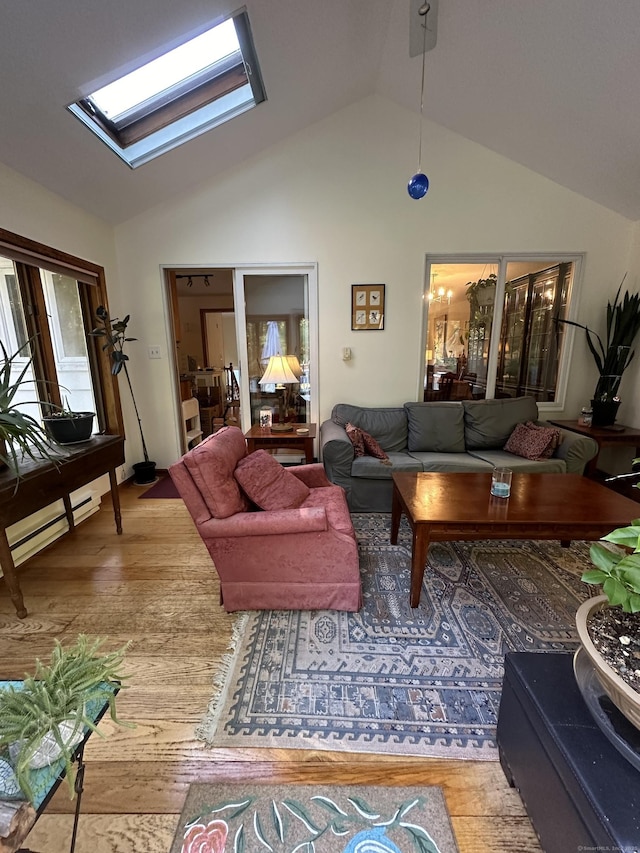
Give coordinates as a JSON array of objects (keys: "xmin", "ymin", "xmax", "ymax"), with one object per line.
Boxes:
[{"xmin": 417, "ymin": 4, "xmax": 429, "ymax": 171}]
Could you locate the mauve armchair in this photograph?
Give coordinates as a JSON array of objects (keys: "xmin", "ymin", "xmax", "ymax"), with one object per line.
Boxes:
[{"xmin": 169, "ymin": 426, "xmax": 362, "ymax": 612}]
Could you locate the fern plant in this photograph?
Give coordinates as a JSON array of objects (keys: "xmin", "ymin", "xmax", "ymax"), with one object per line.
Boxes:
[{"xmin": 0, "ymin": 635, "xmax": 130, "ymax": 802}]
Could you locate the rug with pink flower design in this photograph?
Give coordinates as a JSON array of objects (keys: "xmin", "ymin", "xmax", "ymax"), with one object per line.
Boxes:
[{"xmin": 170, "ymin": 783, "xmax": 459, "ymax": 853}]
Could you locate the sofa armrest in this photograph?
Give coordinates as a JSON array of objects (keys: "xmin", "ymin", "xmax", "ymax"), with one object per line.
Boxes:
[
  {"xmin": 548, "ymin": 426, "xmax": 599, "ymax": 474},
  {"xmin": 320, "ymin": 419, "xmax": 354, "ymax": 477},
  {"xmin": 198, "ymin": 506, "xmax": 328, "ymax": 538},
  {"xmin": 290, "ymin": 463, "xmax": 331, "ymax": 488}
]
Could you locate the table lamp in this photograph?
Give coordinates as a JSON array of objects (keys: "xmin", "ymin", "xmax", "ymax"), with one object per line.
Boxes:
[{"xmin": 259, "ymin": 355, "xmax": 299, "ymax": 432}]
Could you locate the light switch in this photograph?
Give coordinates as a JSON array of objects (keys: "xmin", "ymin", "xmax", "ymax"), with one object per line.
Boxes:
[{"xmin": 342, "ymin": 347, "xmax": 352, "ymax": 361}]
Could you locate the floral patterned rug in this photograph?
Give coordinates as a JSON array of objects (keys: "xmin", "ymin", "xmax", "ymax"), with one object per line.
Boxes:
[
  {"xmin": 198, "ymin": 514, "xmax": 591, "ymax": 759},
  {"xmin": 170, "ymin": 783, "xmax": 459, "ymax": 853}
]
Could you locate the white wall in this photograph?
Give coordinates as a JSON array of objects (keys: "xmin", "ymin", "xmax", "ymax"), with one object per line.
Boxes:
[
  {"xmin": 0, "ymin": 161, "xmax": 129, "ymax": 494},
  {"xmin": 112, "ymin": 95, "xmax": 636, "ymax": 470},
  {"xmin": 0, "ymin": 162, "xmax": 117, "ymax": 274}
]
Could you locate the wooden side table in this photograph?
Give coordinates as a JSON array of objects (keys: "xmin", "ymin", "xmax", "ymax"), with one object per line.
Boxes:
[
  {"xmin": 245, "ymin": 423, "xmax": 316, "ymax": 464},
  {"xmin": 0, "ymin": 435, "xmax": 125, "ymax": 618},
  {"xmin": 548, "ymin": 419, "xmax": 640, "ymax": 477}
]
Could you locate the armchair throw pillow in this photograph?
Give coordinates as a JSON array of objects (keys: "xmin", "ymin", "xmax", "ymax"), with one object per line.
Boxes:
[
  {"xmin": 504, "ymin": 421, "xmax": 562, "ymax": 461},
  {"xmin": 234, "ymin": 450, "xmax": 311, "ymax": 510}
]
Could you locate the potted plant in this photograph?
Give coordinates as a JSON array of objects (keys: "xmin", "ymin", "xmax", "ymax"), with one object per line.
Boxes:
[
  {"xmin": 465, "ymin": 273, "xmax": 497, "ymax": 327},
  {"xmin": 42, "ymin": 397, "xmax": 95, "ymax": 445},
  {"xmin": 89, "ymin": 305, "xmax": 156, "ymax": 484},
  {"xmin": 0, "ymin": 340, "xmax": 58, "ymax": 475},
  {"xmin": 0, "ymin": 635, "xmax": 130, "ymax": 803},
  {"xmin": 557, "ymin": 284, "xmax": 640, "ymax": 426},
  {"xmin": 576, "ymin": 504, "xmax": 640, "ymax": 732}
]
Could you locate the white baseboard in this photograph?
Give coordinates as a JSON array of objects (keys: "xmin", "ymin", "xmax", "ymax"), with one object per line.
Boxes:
[{"xmin": 2, "ymin": 488, "xmax": 101, "ymax": 574}]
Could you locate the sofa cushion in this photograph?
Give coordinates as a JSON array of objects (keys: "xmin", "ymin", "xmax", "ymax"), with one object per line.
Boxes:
[
  {"xmin": 234, "ymin": 450, "xmax": 311, "ymax": 510},
  {"xmin": 351, "ymin": 451, "xmax": 422, "ymax": 479},
  {"xmin": 504, "ymin": 421, "xmax": 563, "ymax": 460},
  {"xmin": 469, "ymin": 449, "xmax": 566, "ymax": 473},
  {"xmin": 404, "ymin": 402, "xmax": 465, "ymax": 452},
  {"xmin": 463, "ymin": 396, "xmax": 539, "ymax": 449},
  {"xmin": 182, "ymin": 426, "xmax": 249, "ymax": 519},
  {"xmin": 408, "ymin": 451, "xmax": 494, "ymax": 472},
  {"xmin": 332, "ymin": 404, "xmax": 407, "ymax": 452}
]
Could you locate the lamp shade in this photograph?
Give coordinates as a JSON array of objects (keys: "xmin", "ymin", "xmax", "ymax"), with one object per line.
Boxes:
[
  {"xmin": 285, "ymin": 354, "xmax": 303, "ymax": 379},
  {"xmin": 259, "ymin": 355, "xmax": 299, "ymax": 386}
]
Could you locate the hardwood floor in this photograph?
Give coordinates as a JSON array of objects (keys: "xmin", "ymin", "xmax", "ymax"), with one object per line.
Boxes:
[{"xmin": 0, "ymin": 483, "xmax": 542, "ymax": 852}]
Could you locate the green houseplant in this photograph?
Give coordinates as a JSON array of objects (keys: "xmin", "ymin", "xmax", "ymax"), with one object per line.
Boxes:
[
  {"xmin": 575, "ymin": 494, "xmax": 640, "ymax": 731},
  {"xmin": 89, "ymin": 305, "xmax": 156, "ymax": 484},
  {"xmin": 0, "ymin": 340, "xmax": 57, "ymax": 474},
  {"xmin": 0, "ymin": 635, "xmax": 130, "ymax": 802},
  {"xmin": 557, "ymin": 284, "xmax": 640, "ymax": 426}
]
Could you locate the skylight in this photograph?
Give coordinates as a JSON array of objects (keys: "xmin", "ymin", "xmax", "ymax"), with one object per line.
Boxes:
[{"xmin": 68, "ymin": 10, "xmax": 265, "ymax": 168}]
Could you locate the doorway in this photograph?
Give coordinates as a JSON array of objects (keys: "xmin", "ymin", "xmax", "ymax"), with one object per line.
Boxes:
[{"xmin": 164, "ymin": 263, "xmax": 318, "ymax": 453}]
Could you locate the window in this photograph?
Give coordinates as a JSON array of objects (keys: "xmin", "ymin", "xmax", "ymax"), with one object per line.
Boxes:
[
  {"xmin": 422, "ymin": 255, "xmax": 582, "ymax": 407},
  {"xmin": 0, "ymin": 227, "xmax": 122, "ymax": 437},
  {"xmin": 68, "ymin": 10, "xmax": 266, "ymax": 168}
]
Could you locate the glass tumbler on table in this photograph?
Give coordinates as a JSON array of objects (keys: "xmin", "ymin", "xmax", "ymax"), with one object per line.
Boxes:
[{"xmin": 491, "ymin": 467, "xmax": 512, "ymax": 498}]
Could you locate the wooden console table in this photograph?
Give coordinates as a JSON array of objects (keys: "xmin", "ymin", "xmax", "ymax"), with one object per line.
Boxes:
[
  {"xmin": 0, "ymin": 435, "xmax": 124, "ymax": 619},
  {"xmin": 548, "ymin": 419, "xmax": 640, "ymax": 477}
]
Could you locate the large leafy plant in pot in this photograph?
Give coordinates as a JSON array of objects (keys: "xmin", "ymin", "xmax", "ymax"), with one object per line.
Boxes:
[
  {"xmin": 89, "ymin": 306, "xmax": 156, "ymax": 484},
  {"xmin": 576, "ymin": 506, "xmax": 640, "ymax": 732},
  {"xmin": 557, "ymin": 284, "xmax": 640, "ymax": 426}
]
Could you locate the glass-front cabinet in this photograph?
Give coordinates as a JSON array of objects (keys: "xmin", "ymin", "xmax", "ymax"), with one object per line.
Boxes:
[{"xmin": 496, "ymin": 263, "xmax": 571, "ymax": 402}]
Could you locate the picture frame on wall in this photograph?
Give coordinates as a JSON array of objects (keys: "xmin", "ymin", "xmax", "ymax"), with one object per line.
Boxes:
[{"xmin": 351, "ymin": 284, "xmax": 385, "ymax": 330}]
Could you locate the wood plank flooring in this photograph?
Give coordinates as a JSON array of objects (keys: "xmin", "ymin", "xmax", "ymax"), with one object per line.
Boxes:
[{"xmin": 0, "ymin": 483, "xmax": 542, "ymax": 852}]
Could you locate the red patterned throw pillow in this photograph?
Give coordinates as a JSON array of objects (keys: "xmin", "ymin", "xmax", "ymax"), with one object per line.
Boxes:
[
  {"xmin": 345, "ymin": 422, "xmax": 390, "ymax": 463},
  {"xmin": 233, "ymin": 450, "xmax": 310, "ymax": 510},
  {"xmin": 504, "ymin": 421, "xmax": 562, "ymax": 461},
  {"xmin": 345, "ymin": 422, "xmax": 365, "ymax": 457}
]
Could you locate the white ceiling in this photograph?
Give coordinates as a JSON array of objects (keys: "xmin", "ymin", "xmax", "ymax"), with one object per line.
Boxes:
[{"xmin": 1, "ymin": 0, "xmax": 639, "ymax": 225}]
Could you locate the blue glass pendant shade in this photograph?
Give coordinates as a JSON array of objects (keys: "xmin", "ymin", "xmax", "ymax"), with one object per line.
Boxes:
[{"xmin": 408, "ymin": 172, "xmax": 429, "ymax": 199}]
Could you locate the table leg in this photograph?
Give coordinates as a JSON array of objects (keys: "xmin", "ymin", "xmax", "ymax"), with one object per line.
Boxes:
[
  {"xmin": 410, "ymin": 525, "xmax": 431, "ymax": 608},
  {"xmin": 108, "ymin": 469, "xmax": 123, "ymax": 535},
  {"xmin": 63, "ymin": 494, "xmax": 75, "ymax": 531},
  {"xmin": 390, "ymin": 484, "xmax": 401, "ymax": 544},
  {"xmin": 304, "ymin": 437, "xmax": 313, "ymax": 464},
  {"xmin": 0, "ymin": 528, "xmax": 27, "ymax": 618}
]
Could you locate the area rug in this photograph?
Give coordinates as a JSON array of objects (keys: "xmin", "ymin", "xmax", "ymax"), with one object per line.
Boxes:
[
  {"xmin": 170, "ymin": 783, "xmax": 459, "ymax": 853},
  {"xmin": 198, "ymin": 514, "xmax": 592, "ymax": 759},
  {"xmin": 138, "ymin": 475, "xmax": 180, "ymax": 498}
]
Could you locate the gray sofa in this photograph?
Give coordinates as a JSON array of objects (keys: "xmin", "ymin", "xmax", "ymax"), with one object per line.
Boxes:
[{"xmin": 320, "ymin": 397, "xmax": 599, "ymax": 512}]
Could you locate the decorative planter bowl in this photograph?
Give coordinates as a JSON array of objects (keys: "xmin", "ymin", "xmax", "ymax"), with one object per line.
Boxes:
[
  {"xmin": 132, "ymin": 460, "xmax": 157, "ymax": 485},
  {"xmin": 590, "ymin": 399, "xmax": 621, "ymax": 427},
  {"xmin": 43, "ymin": 412, "xmax": 94, "ymax": 445},
  {"xmin": 575, "ymin": 594, "xmax": 640, "ymax": 731}
]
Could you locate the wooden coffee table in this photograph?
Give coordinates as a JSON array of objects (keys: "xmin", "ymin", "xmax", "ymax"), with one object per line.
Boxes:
[{"xmin": 391, "ymin": 472, "xmax": 640, "ymax": 607}]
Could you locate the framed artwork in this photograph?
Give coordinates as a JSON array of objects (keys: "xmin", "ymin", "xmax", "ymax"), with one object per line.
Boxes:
[{"xmin": 351, "ymin": 284, "xmax": 385, "ymax": 330}]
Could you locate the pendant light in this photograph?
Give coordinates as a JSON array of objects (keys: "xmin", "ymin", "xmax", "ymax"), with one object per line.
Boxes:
[{"xmin": 407, "ymin": 3, "xmax": 431, "ymax": 200}]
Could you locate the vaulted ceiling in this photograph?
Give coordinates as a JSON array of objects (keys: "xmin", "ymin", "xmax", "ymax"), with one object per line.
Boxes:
[{"xmin": 1, "ymin": 0, "xmax": 639, "ymax": 225}]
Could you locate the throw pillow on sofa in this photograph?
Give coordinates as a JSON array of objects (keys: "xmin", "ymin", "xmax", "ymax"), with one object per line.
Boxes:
[
  {"xmin": 345, "ymin": 422, "xmax": 390, "ymax": 463},
  {"xmin": 234, "ymin": 450, "xmax": 311, "ymax": 510},
  {"xmin": 504, "ymin": 421, "xmax": 562, "ymax": 460}
]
